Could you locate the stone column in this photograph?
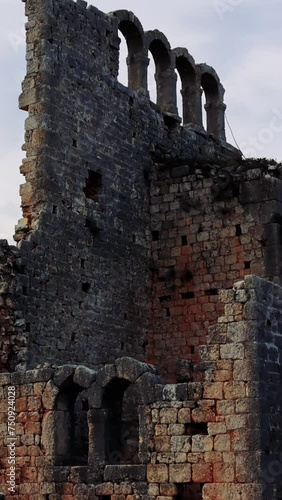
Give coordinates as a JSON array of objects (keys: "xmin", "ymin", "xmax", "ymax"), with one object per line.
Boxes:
[
  {"xmin": 205, "ymin": 102, "xmax": 226, "ymax": 140},
  {"xmin": 155, "ymin": 68, "xmax": 178, "ymax": 115},
  {"xmin": 127, "ymin": 53, "xmax": 150, "ymax": 94},
  {"xmin": 88, "ymin": 409, "xmax": 108, "ymax": 466},
  {"xmin": 181, "ymin": 85, "xmax": 200, "ymax": 126}
]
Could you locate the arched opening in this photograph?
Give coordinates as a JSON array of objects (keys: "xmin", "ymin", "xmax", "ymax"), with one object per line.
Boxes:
[
  {"xmin": 146, "ymin": 33, "xmax": 177, "ymax": 114},
  {"xmin": 54, "ymin": 378, "xmax": 89, "ymax": 466},
  {"xmin": 149, "ymin": 39, "xmax": 172, "ymax": 111},
  {"xmin": 148, "ymin": 56, "xmax": 157, "ymax": 103},
  {"xmin": 117, "ymin": 30, "xmax": 128, "ymax": 87},
  {"xmin": 200, "ymin": 68, "xmax": 226, "ymax": 139},
  {"xmin": 113, "ymin": 13, "xmax": 147, "ymax": 92},
  {"xmin": 176, "ymin": 70, "xmax": 182, "ymax": 122},
  {"xmin": 201, "ymin": 86, "xmax": 207, "ymax": 130},
  {"xmin": 201, "ymin": 72, "xmax": 219, "ymax": 136},
  {"xmin": 175, "ymin": 55, "xmax": 197, "ymax": 125},
  {"xmin": 102, "ymin": 377, "xmax": 139, "ymax": 464}
]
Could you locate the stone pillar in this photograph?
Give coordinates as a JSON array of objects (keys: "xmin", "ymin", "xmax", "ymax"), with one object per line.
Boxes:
[
  {"xmin": 205, "ymin": 102, "xmax": 226, "ymax": 140},
  {"xmin": 127, "ymin": 53, "xmax": 150, "ymax": 94},
  {"xmin": 181, "ymin": 85, "xmax": 200, "ymax": 126},
  {"xmin": 88, "ymin": 409, "xmax": 108, "ymax": 466},
  {"xmin": 155, "ymin": 68, "xmax": 178, "ymax": 115}
]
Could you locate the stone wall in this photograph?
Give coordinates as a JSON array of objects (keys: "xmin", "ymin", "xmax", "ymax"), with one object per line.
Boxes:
[
  {"xmin": 1, "ymin": 276, "xmax": 282, "ymax": 498},
  {"xmin": 9, "ymin": 0, "xmax": 239, "ymax": 370},
  {"xmin": 148, "ymin": 159, "xmax": 282, "ymax": 380},
  {"xmin": 2, "ymin": 0, "xmax": 282, "ymax": 498},
  {"xmin": 0, "ymin": 241, "xmax": 26, "ymax": 372}
]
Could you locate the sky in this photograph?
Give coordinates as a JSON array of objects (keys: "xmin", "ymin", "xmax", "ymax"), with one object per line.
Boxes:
[{"xmin": 1, "ymin": 0, "xmax": 282, "ymax": 243}]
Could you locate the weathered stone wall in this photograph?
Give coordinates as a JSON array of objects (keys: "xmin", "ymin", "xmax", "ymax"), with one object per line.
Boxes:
[
  {"xmin": 1, "ymin": 276, "xmax": 282, "ymax": 499},
  {"xmin": 2, "ymin": 0, "xmax": 282, "ymax": 498},
  {"xmin": 0, "ymin": 241, "xmax": 27, "ymax": 372},
  {"xmin": 148, "ymin": 160, "xmax": 282, "ymax": 380},
  {"xmin": 11, "ymin": 0, "xmax": 238, "ymax": 370}
]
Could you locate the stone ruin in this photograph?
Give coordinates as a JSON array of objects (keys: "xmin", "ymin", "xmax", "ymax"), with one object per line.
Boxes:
[{"xmin": 1, "ymin": 0, "xmax": 282, "ymax": 498}]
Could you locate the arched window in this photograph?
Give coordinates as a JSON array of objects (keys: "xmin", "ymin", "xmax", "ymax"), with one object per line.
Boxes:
[
  {"xmin": 102, "ymin": 377, "xmax": 139, "ymax": 464},
  {"xmin": 145, "ymin": 31, "xmax": 177, "ymax": 115},
  {"xmin": 198, "ymin": 64, "xmax": 226, "ymax": 140},
  {"xmin": 201, "ymin": 86, "xmax": 207, "ymax": 130},
  {"xmin": 148, "ymin": 56, "xmax": 157, "ymax": 103},
  {"xmin": 54, "ymin": 379, "xmax": 89, "ymax": 466},
  {"xmin": 117, "ymin": 30, "xmax": 128, "ymax": 87},
  {"xmin": 112, "ymin": 11, "xmax": 148, "ymax": 92},
  {"xmin": 174, "ymin": 49, "xmax": 199, "ymax": 126}
]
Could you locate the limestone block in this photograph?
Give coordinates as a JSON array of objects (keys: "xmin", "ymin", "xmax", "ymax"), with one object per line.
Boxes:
[
  {"xmin": 192, "ymin": 463, "xmax": 213, "ymax": 482},
  {"xmin": 95, "ymin": 483, "xmax": 114, "ymax": 496},
  {"xmin": 155, "ymin": 425, "xmax": 167, "ymax": 436},
  {"xmin": 214, "ymin": 434, "xmax": 231, "ymax": 452},
  {"xmin": 170, "ymin": 436, "xmax": 191, "ymax": 453},
  {"xmin": 203, "ymin": 382, "xmax": 223, "ymax": 399},
  {"xmin": 167, "ymin": 424, "xmax": 185, "ymax": 436},
  {"xmin": 73, "ymin": 365, "xmax": 96, "ymax": 388},
  {"xmin": 160, "ymin": 483, "xmax": 178, "ymax": 496},
  {"xmin": 159, "ymin": 408, "xmax": 178, "ymax": 424},
  {"xmin": 213, "ymin": 463, "xmax": 234, "ymax": 482},
  {"xmin": 115, "ymin": 357, "xmax": 155, "ymax": 383},
  {"xmin": 162, "ymin": 384, "xmax": 187, "ymax": 401},
  {"xmin": 178, "ymin": 408, "xmax": 191, "ymax": 424},
  {"xmin": 220, "ymin": 343, "xmax": 244, "ymax": 360},
  {"xmin": 147, "ymin": 464, "xmax": 168, "ymax": 483},
  {"xmin": 208, "ymin": 422, "xmax": 227, "ymax": 435},
  {"xmin": 154, "ymin": 436, "xmax": 171, "ymax": 452},
  {"xmin": 169, "ymin": 464, "xmax": 191, "ymax": 483},
  {"xmin": 223, "ymin": 382, "xmax": 246, "ymax": 399},
  {"xmin": 53, "ymin": 365, "xmax": 77, "ymax": 388},
  {"xmin": 42, "ymin": 380, "xmax": 59, "ymax": 410},
  {"xmin": 114, "ymin": 483, "xmax": 132, "ymax": 494}
]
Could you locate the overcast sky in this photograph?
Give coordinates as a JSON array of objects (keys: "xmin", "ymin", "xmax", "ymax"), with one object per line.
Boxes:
[{"xmin": 1, "ymin": 0, "xmax": 282, "ymax": 243}]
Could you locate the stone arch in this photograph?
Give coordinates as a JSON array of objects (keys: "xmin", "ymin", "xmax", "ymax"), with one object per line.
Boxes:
[
  {"xmin": 87, "ymin": 357, "xmax": 160, "ymax": 465},
  {"xmin": 173, "ymin": 48, "xmax": 200, "ymax": 126},
  {"xmin": 102, "ymin": 377, "xmax": 135, "ymax": 464},
  {"xmin": 111, "ymin": 10, "xmax": 148, "ymax": 92},
  {"xmin": 198, "ymin": 64, "xmax": 226, "ymax": 140},
  {"xmin": 144, "ymin": 30, "xmax": 177, "ymax": 115},
  {"xmin": 51, "ymin": 365, "xmax": 96, "ymax": 466}
]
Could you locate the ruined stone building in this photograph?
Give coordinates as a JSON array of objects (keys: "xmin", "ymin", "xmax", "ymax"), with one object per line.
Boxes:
[{"xmin": 1, "ymin": 0, "xmax": 282, "ymax": 498}]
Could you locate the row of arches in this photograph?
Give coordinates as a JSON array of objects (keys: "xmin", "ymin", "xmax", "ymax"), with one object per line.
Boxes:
[
  {"xmin": 54, "ymin": 376, "xmax": 139, "ymax": 466},
  {"xmin": 43, "ymin": 359, "xmax": 159, "ymax": 467},
  {"xmin": 110, "ymin": 10, "xmax": 226, "ymax": 140}
]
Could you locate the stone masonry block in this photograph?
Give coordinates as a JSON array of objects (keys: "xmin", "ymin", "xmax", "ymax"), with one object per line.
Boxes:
[
  {"xmin": 192, "ymin": 463, "xmax": 213, "ymax": 483},
  {"xmin": 203, "ymin": 382, "xmax": 223, "ymax": 399},
  {"xmin": 192, "ymin": 435, "xmax": 213, "ymax": 452},
  {"xmin": 169, "ymin": 464, "xmax": 191, "ymax": 483},
  {"xmin": 220, "ymin": 343, "xmax": 244, "ymax": 360},
  {"xmin": 147, "ymin": 464, "xmax": 168, "ymax": 483},
  {"xmin": 160, "ymin": 408, "xmax": 178, "ymax": 424}
]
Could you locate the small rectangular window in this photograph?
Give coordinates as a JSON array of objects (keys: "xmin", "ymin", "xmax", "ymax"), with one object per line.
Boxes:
[{"xmin": 83, "ymin": 170, "xmax": 102, "ymax": 201}]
